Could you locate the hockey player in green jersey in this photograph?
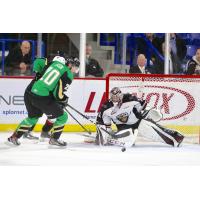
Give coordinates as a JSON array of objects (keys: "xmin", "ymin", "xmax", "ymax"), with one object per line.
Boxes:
[
  {"xmin": 8, "ymin": 56, "xmax": 80, "ymax": 147},
  {"xmin": 22, "ymin": 57, "xmax": 52, "ymax": 140}
]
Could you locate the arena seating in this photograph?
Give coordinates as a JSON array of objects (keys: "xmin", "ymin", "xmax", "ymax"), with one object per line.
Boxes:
[{"xmin": 100, "ymin": 33, "xmax": 200, "ymax": 67}]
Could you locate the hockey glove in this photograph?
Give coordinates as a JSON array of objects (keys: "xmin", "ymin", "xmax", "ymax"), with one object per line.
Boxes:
[
  {"xmin": 58, "ymin": 95, "xmax": 69, "ymax": 108},
  {"xmin": 139, "ymin": 100, "xmax": 147, "ymax": 109}
]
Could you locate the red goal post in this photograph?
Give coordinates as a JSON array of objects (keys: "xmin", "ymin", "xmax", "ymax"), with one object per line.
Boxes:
[{"xmin": 106, "ymin": 73, "xmax": 200, "ymax": 144}]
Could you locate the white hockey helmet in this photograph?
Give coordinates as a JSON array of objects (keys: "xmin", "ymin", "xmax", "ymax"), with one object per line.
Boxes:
[
  {"xmin": 53, "ymin": 56, "xmax": 66, "ymax": 65},
  {"xmin": 110, "ymin": 87, "xmax": 123, "ymax": 103}
]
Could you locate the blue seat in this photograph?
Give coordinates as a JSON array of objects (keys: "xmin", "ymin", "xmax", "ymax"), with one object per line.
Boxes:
[
  {"xmin": 176, "ymin": 33, "xmax": 190, "ymax": 39},
  {"xmin": 190, "ymin": 33, "xmax": 200, "ymax": 40},
  {"xmin": 127, "ymin": 36, "xmax": 136, "ymax": 47},
  {"xmin": 183, "ymin": 38, "xmax": 192, "ymax": 45},
  {"xmin": 192, "ymin": 39, "xmax": 200, "ymax": 46},
  {"xmin": 186, "ymin": 45, "xmax": 197, "ymax": 58},
  {"xmin": 155, "ymin": 33, "xmax": 164, "ymax": 38},
  {"xmin": 128, "ymin": 33, "xmax": 142, "ymax": 38}
]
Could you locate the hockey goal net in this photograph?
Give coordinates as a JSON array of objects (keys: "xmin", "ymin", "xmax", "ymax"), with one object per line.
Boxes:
[{"xmin": 106, "ymin": 73, "xmax": 200, "ymax": 144}]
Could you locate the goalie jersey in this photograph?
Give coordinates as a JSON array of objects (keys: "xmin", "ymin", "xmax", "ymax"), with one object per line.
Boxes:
[{"xmin": 96, "ymin": 94, "xmax": 145, "ymax": 130}]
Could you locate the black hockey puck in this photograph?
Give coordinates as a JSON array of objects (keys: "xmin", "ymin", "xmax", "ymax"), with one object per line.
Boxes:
[{"xmin": 121, "ymin": 147, "xmax": 126, "ymax": 152}]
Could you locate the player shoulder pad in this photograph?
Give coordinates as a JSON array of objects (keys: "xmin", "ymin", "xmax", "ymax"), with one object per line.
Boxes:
[
  {"xmin": 122, "ymin": 93, "xmax": 138, "ymax": 103},
  {"xmin": 189, "ymin": 61, "xmax": 196, "ymax": 65},
  {"xmin": 96, "ymin": 101, "xmax": 113, "ymax": 125},
  {"xmin": 55, "ymin": 63, "xmax": 65, "ymax": 70}
]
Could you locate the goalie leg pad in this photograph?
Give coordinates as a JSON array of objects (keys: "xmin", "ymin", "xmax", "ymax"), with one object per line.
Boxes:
[
  {"xmin": 152, "ymin": 122, "xmax": 184, "ymax": 144},
  {"xmin": 138, "ymin": 119, "xmax": 181, "ymax": 146},
  {"xmin": 113, "ymin": 128, "xmax": 138, "ymax": 148}
]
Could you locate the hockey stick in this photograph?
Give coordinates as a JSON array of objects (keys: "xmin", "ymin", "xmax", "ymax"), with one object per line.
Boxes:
[
  {"xmin": 65, "ymin": 107, "xmax": 125, "ymax": 148},
  {"xmin": 66, "ymin": 104, "xmax": 127, "ymax": 151},
  {"xmin": 66, "ymin": 103, "xmax": 96, "ymax": 125},
  {"xmin": 66, "ymin": 103, "xmax": 113, "ymax": 136},
  {"xmin": 64, "ymin": 107, "xmax": 92, "ymax": 135}
]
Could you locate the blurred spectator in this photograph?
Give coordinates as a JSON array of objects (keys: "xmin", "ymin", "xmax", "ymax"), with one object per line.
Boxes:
[
  {"xmin": 153, "ymin": 34, "xmax": 187, "ymax": 74},
  {"xmin": 137, "ymin": 33, "xmax": 163, "ymax": 66},
  {"xmin": 154, "ymin": 42, "xmax": 166, "ymax": 74},
  {"xmin": 85, "ymin": 44, "xmax": 104, "ymax": 77},
  {"xmin": 137, "ymin": 33, "xmax": 187, "ymax": 74},
  {"xmin": 5, "ymin": 41, "xmax": 32, "ymax": 76},
  {"xmin": 168, "ymin": 33, "xmax": 187, "ymax": 73},
  {"xmin": 186, "ymin": 48, "xmax": 200, "ymax": 75},
  {"xmin": 129, "ymin": 54, "xmax": 153, "ymax": 74}
]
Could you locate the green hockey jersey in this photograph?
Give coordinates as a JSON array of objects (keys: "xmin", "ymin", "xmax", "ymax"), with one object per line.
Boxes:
[
  {"xmin": 33, "ymin": 58, "xmax": 47, "ymax": 74},
  {"xmin": 25, "ymin": 58, "xmax": 48, "ymax": 92},
  {"xmin": 31, "ymin": 61, "xmax": 73, "ymax": 100}
]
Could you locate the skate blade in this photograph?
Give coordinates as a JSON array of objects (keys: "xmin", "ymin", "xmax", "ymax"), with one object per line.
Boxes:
[
  {"xmin": 23, "ymin": 137, "xmax": 39, "ymax": 140},
  {"xmin": 4, "ymin": 141, "xmax": 20, "ymax": 147}
]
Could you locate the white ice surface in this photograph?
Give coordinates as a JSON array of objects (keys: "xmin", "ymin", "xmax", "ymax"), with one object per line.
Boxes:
[{"xmin": 0, "ymin": 132, "xmax": 200, "ymax": 166}]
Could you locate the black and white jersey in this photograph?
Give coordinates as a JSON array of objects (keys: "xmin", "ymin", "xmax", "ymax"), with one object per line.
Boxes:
[{"xmin": 96, "ymin": 94, "xmax": 144, "ymax": 127}]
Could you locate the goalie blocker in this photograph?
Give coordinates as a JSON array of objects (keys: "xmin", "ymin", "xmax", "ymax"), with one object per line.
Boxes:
[{"xmin": 94, "ymin": 87, "xmax": 184, "ymax": 147}]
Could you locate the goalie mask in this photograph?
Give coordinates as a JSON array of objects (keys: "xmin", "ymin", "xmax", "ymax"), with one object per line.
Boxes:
[{"xmin": 110, "ymin": 87, "xmax": 123, "ymax": 103}]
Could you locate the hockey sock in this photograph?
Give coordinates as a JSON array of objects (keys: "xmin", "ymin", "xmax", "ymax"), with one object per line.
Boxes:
[
  {"xmin": 14, "ymin": 117, "xmax": 39, "ymax": 138},
  {"xmin": 42, "ymin": 119, "xmax": 54, "ymax": 132},
  {"xmin": 51, "ymin": 112, "xmax": 68, "ymax": 139},
  {"xmin": 51, "ymin": 125, "xmax": 65, "ymax": 139},
  {"xmin": 29, "ymin": 124, "xmax": 36, "ymax": 132}
]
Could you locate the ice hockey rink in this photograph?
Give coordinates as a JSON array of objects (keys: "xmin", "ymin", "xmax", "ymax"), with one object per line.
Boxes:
[{"xmin": 0, "ymin": 132, "xmax": 200, "ymax": 166}]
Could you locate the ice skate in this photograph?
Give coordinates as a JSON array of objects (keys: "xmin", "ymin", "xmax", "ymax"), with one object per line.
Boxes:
[
  {"xmin": 49, "ymin": 138, "xmax": 67, "ymax": 147},
  {"xmin": 173, "ymin": 132, "xmax": 184, "ymax": 147},
  {"xmin": 7, "ymin": 136, "xmax": 20, "ymax": 146},
  {"xmin": 23, "ymin": 131, "xmax": 39, "ymax": 140},
  {"xmin": 40, "ymin": 131, "xmax": 51, "ymax": 142}
]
